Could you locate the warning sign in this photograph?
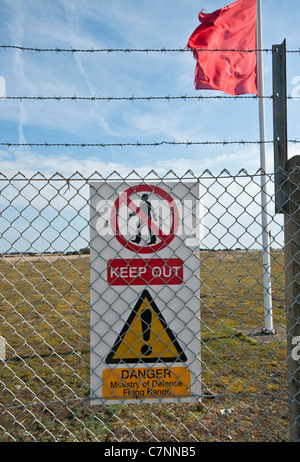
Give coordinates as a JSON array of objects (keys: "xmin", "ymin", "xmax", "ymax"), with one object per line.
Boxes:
[
  {"xmin": 90, "ymin": 181, "xmax": 201, "ymax": 404},
  {"xmin": 110, "ymin": 184, "xmax": 180, "ymax": 254},
  {"xmin": 102, "ymin": 366, "xmax": 190, "ymax": 399},
  {"xmin": 106, "ymin": 290, "xmax": 187, "ymax": 364},
  {"xmin": 107, "ymin": 258, "xmax": 183, "ymax": 286}
]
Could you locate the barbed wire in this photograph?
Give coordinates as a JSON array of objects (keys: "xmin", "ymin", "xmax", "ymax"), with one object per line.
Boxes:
[
  {"xmin": 0, "ymin": 94, "xmax": 271, "ymax": 101},
  {"xmin": 2, "ymin": 94, "xmax": 299, "ymax": 102},
  {"xmin": 0, "ymin": 139, "xmax": 299, "ymax": 148},
  {"xmin": 0, "ymin": 45, "xmax": 299, "ymax": 54},
  {"xmin": 0, "ymin": 45, "xmax": 298, "ymax": 151}
]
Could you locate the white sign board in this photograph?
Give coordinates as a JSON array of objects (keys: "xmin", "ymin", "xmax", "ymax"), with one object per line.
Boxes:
[{"xmin": 90, "ymin": 181, "xmax": 201, "ymax": 404}]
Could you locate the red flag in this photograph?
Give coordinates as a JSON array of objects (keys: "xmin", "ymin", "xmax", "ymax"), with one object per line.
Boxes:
[{"xmin": 187, "ymin": 0, "xmax": 257, "ymax": 95}]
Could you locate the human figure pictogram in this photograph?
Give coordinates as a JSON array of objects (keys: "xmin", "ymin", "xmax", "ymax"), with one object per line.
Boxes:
[{"xmin": 129, "ymin": 194, "xmax": 157, "ymax": 245}]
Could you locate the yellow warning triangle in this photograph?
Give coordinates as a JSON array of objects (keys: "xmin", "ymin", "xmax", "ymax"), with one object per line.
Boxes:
[{"xmin": 106, "ymin": 290, "xmax": 187, "ymax": 364}]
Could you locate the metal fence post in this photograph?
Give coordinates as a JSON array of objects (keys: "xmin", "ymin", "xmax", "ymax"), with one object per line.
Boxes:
[
  {"xmin": 284, "ymin": 155, "xmax": 300, "ymax": 442},
  {"xmin": 273, "ymin": 39, "xmax": 288, "ymax": 214}
]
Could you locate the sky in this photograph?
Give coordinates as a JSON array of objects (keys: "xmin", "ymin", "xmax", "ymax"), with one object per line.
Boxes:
[{"xmin": 0, "ymin": 0, "xmax": 299, "ymax": 178}]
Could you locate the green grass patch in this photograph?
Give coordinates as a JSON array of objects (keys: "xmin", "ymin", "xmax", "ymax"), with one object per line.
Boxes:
[{"xmin": 0, "ymin": 250, "xmax": 290, "ymax": 442}]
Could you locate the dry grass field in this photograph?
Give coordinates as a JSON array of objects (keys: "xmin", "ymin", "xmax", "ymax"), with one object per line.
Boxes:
[{"xmin": 0, "ymin": 249, "xmax": 290, "ymax": 442}]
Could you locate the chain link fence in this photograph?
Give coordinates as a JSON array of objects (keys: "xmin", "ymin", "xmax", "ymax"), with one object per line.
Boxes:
[{"xmin": 0, "ymin": 169, "xmax": 297, "ymax": 442}]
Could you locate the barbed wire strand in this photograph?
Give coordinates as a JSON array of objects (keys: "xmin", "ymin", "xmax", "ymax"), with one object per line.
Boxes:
[
  {"xmin": 0, "ymin": 140, "xmax": 299, "ymax": 148},
  {"xmin": 2, "ymin": 94, "xmax": 299, "ymax": 101},
  {"xmin": 0, "ymin": 45, "xmax": 299, "ymax": 53}
]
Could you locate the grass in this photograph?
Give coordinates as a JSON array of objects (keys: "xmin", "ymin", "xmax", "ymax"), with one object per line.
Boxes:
[{"xmin": 0, "ymin": 249, "xmax": 291, "ymax": 442}]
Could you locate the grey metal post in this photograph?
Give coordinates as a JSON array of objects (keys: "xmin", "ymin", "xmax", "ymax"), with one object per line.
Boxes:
[
  {"xmin": 285, "ymin": 156, "xmax": 300, "ymax": 442},
  {"xmin": 273, "ymin": 39, "xmax": 288, "ymax": 214},
  {"xmin": 273, "ymin": 39, "xmax": 300, "ymax": 440}
]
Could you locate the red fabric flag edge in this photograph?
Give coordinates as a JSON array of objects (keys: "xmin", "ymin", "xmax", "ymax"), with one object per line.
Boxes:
[{"xmin": 187, "ymin": 0, "xmax": 257, "ymax": 95}]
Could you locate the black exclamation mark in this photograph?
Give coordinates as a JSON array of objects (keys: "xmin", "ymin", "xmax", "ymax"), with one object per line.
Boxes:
[{"xmin": 140, "ymin": 308, "xmax": 153, "ymax": 356}]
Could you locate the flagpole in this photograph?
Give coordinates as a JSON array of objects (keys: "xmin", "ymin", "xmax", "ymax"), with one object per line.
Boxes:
[{"xmin": 257, "ymin": 0, "xmax": 274, "ymax": 334}]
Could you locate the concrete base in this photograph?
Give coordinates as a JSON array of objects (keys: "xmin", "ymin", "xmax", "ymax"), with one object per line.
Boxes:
[{"xmin": 236, "ymin": 325, "xmax": 287, "ymax": 343}]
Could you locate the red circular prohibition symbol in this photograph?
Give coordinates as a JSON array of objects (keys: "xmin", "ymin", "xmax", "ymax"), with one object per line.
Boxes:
[{"xmin": 111, "ymin": 184, "xmax": 180, "ymax": 254}]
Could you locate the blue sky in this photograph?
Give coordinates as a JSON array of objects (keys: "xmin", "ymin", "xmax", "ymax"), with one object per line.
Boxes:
[{"xmin": 0, "ymin": 0, "xmax": 299, "ymax": 177}]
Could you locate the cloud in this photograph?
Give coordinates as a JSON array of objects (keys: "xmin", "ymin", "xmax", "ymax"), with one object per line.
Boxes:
[{"xmin": 0, "ymin": 77, "xmax": 6, "ymax": 99}]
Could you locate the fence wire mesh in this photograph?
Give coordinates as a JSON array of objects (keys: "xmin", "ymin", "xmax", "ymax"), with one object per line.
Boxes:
[{"xmin": 0, "ymin": 169, "xmax": 296, "ymax": 442}]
